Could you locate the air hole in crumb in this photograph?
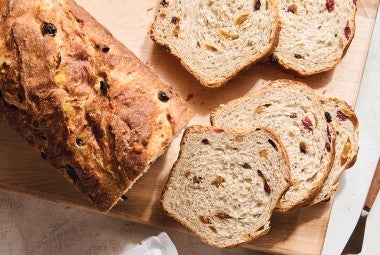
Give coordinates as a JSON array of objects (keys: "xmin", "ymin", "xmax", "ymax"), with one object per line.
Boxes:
[
  {"xmin": 294, "ymin": 54, "xmax": 303, "ymax": 59},
  {"xmin": 199, "ymin": 215, "xmax": 211, "ymax": 224},
  {"xmin": 192, "ymin": 176, "xmax": 202, "ymax": 184}
]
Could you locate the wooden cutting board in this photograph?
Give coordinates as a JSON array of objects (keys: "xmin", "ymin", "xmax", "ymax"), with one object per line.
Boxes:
[{"xmin": 0, "ymin": 1, "xmax": 378, "ymax": 254}]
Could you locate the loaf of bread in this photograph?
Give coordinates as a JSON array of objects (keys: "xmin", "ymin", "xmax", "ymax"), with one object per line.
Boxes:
[
  {"xmin": 162, "ymin": 125, "xmax": 290, "ymax": 247},
  {"xmin": 150, "ymin": 0, "xmax": 280, "ymax": 87},
  {"xmin": 270, "ymin": 0, "xmax": 357, "ymax": 76},
  {"xmin": 0, "ymin": 0, "xmax": 193, "ymax": 212},
  {"xmin": 309, "ymin": 97, "xmax": 359, "ymax": 205},
  {"xmin": 211, "ymin": 80, "xmax": 335, "ymax": 211}
]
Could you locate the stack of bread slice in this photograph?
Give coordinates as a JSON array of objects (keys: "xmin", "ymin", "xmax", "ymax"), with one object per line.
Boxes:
[
  {"xmin": 161, "ymin": 79, "xmax": 359, "ymax": 247},
  {"xmin": 151, "ymin": 0, "xmax": 357, "ymax": 87}
]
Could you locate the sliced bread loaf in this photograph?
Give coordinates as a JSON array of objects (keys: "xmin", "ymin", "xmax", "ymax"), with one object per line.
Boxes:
[
  {"xmin": 309, "ymin": 97, "xmax": 359, "ymax": 205},
  {"xmin": 161, "ymin": 125, "xmax": 290, "ymax": 248},
  {"xmin": 151, "ymin": 0, "xmax": 280, "ymax": 87},
  {"xmin": 211, "ymin": 79, "xmax": 335, "ymax": 211},
  {"xmin": 270, "ymin": 0, "xmax": 357, "ymax": 76}
]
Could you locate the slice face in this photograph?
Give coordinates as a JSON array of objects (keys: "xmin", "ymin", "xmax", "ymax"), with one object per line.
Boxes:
[
  {"xmin": 211, "ymin": 79, "xmax": 334, "ymax": 211},
  {"xmin": 310, "ymin": 97, "xmax": 359, "ymax": 205},
  {"xmin": 161, "ymin": 126, "xmax": 290, "ymax": 248},
  {"xmin": 151, "ymin": 0, "xmax": 280, "ymax": 87},
  {"xmin": 271, "ymin": 0, "xmax": 357, "ymax": 76}
]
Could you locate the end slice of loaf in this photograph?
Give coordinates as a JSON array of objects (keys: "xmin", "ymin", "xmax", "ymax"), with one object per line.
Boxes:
[
  {"xmin": 309, "ymin": 97, "xmax": 359, "ymax": 205},
  {"xmin": 211, "ymin": 79, "xmax": 335, "ymax": 211},
  {"xmin": 271, "ymin": 0, "xmax": 357, "ymax": 76},
  {"xmin": 162, "ymin": 125, "xmax": 290, "ymax": 248},
  {"xmin": 151, "ymin": 0, "xmax": 280, "ymax": 87}
]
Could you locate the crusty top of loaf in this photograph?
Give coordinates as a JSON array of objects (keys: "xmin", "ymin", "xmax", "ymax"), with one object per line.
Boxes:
[{"xmin": 0, "ymin": 0, "xmax": 193, "ymax": 211}]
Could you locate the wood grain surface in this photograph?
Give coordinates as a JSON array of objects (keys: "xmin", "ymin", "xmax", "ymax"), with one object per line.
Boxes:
[{"xmin": 0, "ymin": 1, "xmax": 379, "ymax": 255}]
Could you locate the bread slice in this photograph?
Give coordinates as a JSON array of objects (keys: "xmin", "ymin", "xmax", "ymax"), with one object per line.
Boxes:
[
  {"xmin": 309, "ymin": 97, "xmax": 359, "ymax": 205},
  {"xmin": 270, "ymin": 0, "xmax": 357, "ymax": 76},
  {"xmin": 162, "ymin": 125, "xmax": 290, "ymax": 248},
  {"xmin": 211, "ymin": 79, "xmax": 335, "ymax": 211},
  {"xmin": 150, "ymin": 0, "xmax": 280, "ymax": 87}
]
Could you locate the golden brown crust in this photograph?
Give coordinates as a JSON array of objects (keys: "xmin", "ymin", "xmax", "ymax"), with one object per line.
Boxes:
[{"xmin": 0, "ymin": 0, "xmax": 193, "ymax": 212}]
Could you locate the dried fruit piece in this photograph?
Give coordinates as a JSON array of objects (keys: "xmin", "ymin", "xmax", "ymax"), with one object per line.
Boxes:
[
  {"xmin": 326, "ymin": 0, "xmax": 334, "ymax": 12},
  {"xmin": 269, "ymin": 53, "xmax": 278, "ymax": 64},
  {"xmin": 299, "ymin": 142, "xmax": 307, "ymax": 154},
  {"xmin": 258, "ymin": 170, "xmax": 271, "ymax": 195},
  {"xmin": 219, "ymin": 29, "xmax": 239, "ymax": 40},
  {"xmin": 133, "ymin": 143, "xmax": 144, "ymax": 154},
  {"xmin": 302, "ymin": 116, "xmax": 313, "ymax": 132},
  {"xmin": 201, "ymin": 138, "xmax": 210, "ymax": 145},
  {"xmin": 204, "ymin": 44, "xmax": 218, "ymax": 52},
  {"xmin": 213, "ymin": 128, "xmax": 224, "ymax": 133},
  {"xmin": 100, "ymin": 80, "xmax": 108, "ymax": 94},
  {"xmin": 192, "ymin": 176, "xmax": 202, "ymax": 184},
  {"xmin": 287, "ymin": 4, "xmax": 298, "ymax": 14},
  {"xmin": 268, "ymin": 139, "xmax": 278, "ymax": 151},
  {"xmin": 242, "ymin": 233, "xmax": 251, "ymax": 241},
  {"xmin": 254, "ymin": 0, "xmax": 261, "ymax": 11},
  {"xmin": 171, "ymin": 17, "xmax": 179, "ymax": 24},
  {"xmin": 259, "ymin": 150, "xmax": 268, "ymax": 159},
  {"xmin": 215, "ymin": 212, "xmax": 233, "ymax": 220},
  {"xmin": 292, "ymin": 179, "xmax": 300, "ymax": 186},
  {"xmin": 341, "ymin": 140, "xmax": 352, "ymax": 159},
  {"xmin": 158, "ymin": 91, "xmax": 170, "ymax": 102},
  {"xmin": 209, "ymin": 226, "xmax": 217, "ymax": 233},
  {"xmin": 199, "ymin": 215, "xmax": 211, "ymax": 224},
  {"xmin": 325, "ymin": 112, "xmax": 332, "ymax": 122},
  {"xmin": 255, "ymin": 105, "xmax": 265, "ymax": 114},
  {"xmin": 172, "ymin": 25, "xmax": 180, "ymax": 36},
  {"xmin": 163, "ymin": 45, "xmax": 171, "ymax": 52},
  {"xmin": 290, "ymin": 112, "xmax": 297, "ymax": 118},
  {"xmin": 235, "ymin": 135, "xmax": 243, "ymax": 142},
  {"xmin": 337, "ymin": 111, "xmax": 348, "ymax": 121},
  {"xmin": 42, "ymin": 22, "xmax": 57, "ymax": 36},
  {"xmin": 344, "ymin": 25, "xmax": 351, "ymax": 40},
  {"xmin": 66, "ymin": 164, "xmax": 78, "ymax": 181},
  {"xmin": 235, "ymin": 13, "xmax": 250, "ymax": 25},
  {"xmin": 76, "ymin": 138, "xmax": 84, "ymax": 147},
  {"xmin": 211, "ymin": 176, "xmax": 225, "ymax": 187},
  {"xmin": 325, "ymin": 142, "xmax": 331, "ymax": 151},
  {"xmin": 241, "ymin": 163, "xmax": 252, "ymax": 169},
  {"xmin": 160, "ymin": 0, "xmax": 168, "ymax": 7},
  {"xmin": 102, "ymin": 46, "xmax": 110, "ymax": 53}
]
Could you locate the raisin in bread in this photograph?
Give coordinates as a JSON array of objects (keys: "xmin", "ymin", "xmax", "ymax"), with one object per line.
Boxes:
[
  {"xmin": 211, "ymin": 79, "xmax": 335, "ymax": 211},
  {"xmin": 151, "ymin": 0, "xmax": 280, "ymax": 87},
  {"xmin": 270, "ymin": 0, "xmax": 357, "ymax": 76},
  {"xmin": 162, "ymin": 125, "xmax": 290, "ymax": 248},
  {"xmin": 0, "ymin": 0, "xmax": 193, "ymax": 211},
  {"xmin": 309, "ymin": 97, "xmax": 359, "ymax": 205}
]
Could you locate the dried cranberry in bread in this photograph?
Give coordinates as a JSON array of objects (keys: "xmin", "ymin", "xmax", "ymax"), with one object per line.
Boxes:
[
  {"xmin": 211, "ymin": 79, "xmax": 335, "ymax": 211},
  {"xmin": 270, "ymin": 0, "xmax": 357, "ymax": 76},
  {"xmin": 309, "ymin": 97, "xmax": 359, "ymax": 205},
  {"xmin": 0, "ymin": 0, "xmax": 193, "ymax": 212},
  {"xmin": 162, "ymin": 125, "xmax": 290, "ymax": 248},
  {"xmin": 150, "ymin": 0, "xmax": 280, "ymax": 87}
]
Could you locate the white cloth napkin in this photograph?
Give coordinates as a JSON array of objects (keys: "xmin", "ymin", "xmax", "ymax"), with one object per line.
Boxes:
[{"xmin": 123, "ymin": 232, "xmax": 178, "ymax": 255}]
